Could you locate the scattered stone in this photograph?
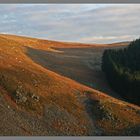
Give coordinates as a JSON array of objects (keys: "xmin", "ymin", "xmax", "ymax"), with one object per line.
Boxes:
[
  {"xmin": 15, "ymin": 94, "xmax": 27, "ymax": 103},
  {"xmin": 32, "ymin": 79, "xmax": 38, "ymax": 87},
  {"xmin": 32, "ymin": 94, "xmax": 40, "ymax": 102},
  {"xmin": 21, "ymin": 96, "xmax": 27, "ymax": 103},
  {"xmin": 15, "ymin": 91, "xmax": 23, "ymax": 99},
  {"xmin": 15, "ymin": 84, "xmax": 28, "ymax": 103}
]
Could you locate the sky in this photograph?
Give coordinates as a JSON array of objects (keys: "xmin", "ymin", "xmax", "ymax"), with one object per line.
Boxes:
[{"xmin": 0, "ymin": 4, "xmax": 140, "ymax": 44}]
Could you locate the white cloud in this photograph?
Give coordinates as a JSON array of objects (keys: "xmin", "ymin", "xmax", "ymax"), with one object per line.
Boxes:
[
  {"xmin": 80, "ymin": 35, "xmax": 139, "ymax": 43},
  {"xmin": 0, "ymin": 4, "xmax": 140, "ymax": 43}
]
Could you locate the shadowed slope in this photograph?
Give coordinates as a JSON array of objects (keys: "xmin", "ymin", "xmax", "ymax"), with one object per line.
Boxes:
[{"xmin": 26, "ymin": 45, "xmax": 127, "ymax": 99}]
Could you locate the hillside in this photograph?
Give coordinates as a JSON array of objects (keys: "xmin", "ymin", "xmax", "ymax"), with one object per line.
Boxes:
[{"xmin": 0, "ymin": 34, "xmax": 140, "ymax": 135}]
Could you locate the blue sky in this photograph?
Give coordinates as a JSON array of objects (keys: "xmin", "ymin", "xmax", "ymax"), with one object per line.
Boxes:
[{"xmin": 0, "ymin": 4, "xmax": 140, "ymax": 43}]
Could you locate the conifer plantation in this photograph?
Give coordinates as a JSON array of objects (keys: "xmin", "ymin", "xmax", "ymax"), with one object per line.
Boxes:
[{"xmin": 102, "ymin": 39, "xmax": 140, "ymax": 105}]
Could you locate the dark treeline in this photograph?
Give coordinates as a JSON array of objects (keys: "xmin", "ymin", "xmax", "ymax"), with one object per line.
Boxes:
[{"xmin": 102, "ymin": 39, "xmax": 140, "ymax": 105}]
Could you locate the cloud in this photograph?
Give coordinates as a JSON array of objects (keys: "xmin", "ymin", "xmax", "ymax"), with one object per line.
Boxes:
[
  {"xmin": 0, "ymin": 4, "xmax": 140, "ymax": 43},
  {"xmin": 80, "ymin": 35, "xmax": 139, "ymax": 43}
]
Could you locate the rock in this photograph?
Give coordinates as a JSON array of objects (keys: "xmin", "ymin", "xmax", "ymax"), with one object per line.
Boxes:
[
  {"xmin": 32, "ymin": 79, "xmax": 38, "ymax": 87},
  {"xmin": 15, "ymin": 91, "xmax": 23, "ymax": 99},
  {"xmin": 15, "ymin": 84, "xmax": 28, "ymax": 103},
  {"xmin": 15, "ymin": 96, "xmax": 27, "ymax": 104},
  {"xmin": 32, "ymin": 94, "xmax": 40, "ymax": 102},
  {"xmin": 22, "ymin": 96, "xmax": 27, "ymax": 103},
  {"xmin": 17, "ymin": 84, "xmax": 23, "ymax": 89},
  {"xmin": 15, "ymin": 93, "xmax": 27, "ymax": 103}
]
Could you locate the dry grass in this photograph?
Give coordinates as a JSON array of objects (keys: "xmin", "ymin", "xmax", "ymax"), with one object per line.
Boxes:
[{"xmin": 0, "ymin": 34, "xmax": 139, "ymax": 135}]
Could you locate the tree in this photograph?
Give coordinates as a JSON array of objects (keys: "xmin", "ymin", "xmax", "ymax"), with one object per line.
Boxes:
[{"xmin": 102, "ymin": 38, "xmax": 140, "ymax": 105}]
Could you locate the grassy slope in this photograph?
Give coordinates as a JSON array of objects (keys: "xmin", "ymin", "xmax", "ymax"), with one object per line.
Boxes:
[
  {"xmin": 0, "ymin": 34, "xmax": 139, "ymax": 135},
  {"xmin": 25, "ymin": 43, "xmax": 128, "ymax": 99}
]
